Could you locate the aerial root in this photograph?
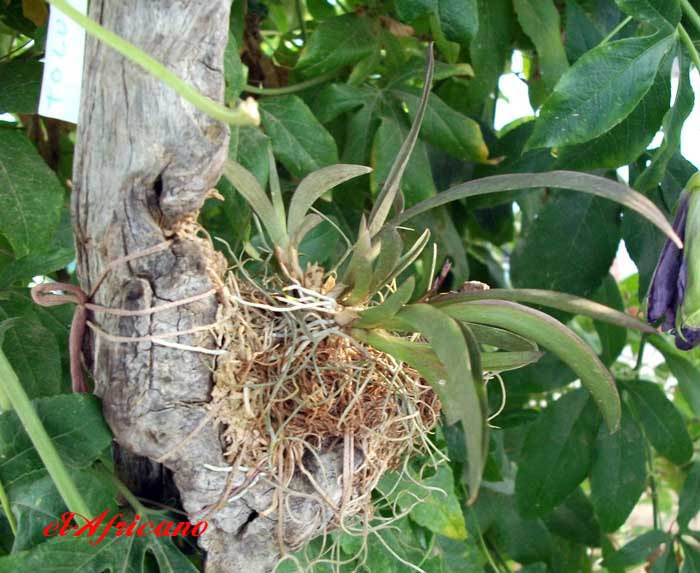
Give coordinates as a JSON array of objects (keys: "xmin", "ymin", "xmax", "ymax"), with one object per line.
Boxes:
[
  {"xmin": 173, "ymin": 224, "xmax": 450, "ymax": 572},
  {"xmin": 202, "ymin": 257, "xmax": 441, "ymax": 562}
]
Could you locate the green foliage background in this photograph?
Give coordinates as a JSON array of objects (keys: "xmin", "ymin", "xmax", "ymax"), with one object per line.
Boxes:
[{"xmin": 2, "ymin": 0, "xmax": 700, "ymax": 571}]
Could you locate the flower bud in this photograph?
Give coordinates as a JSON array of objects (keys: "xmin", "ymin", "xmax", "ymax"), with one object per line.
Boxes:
[
  {"xmin": 676, "ymin": 176, "xmax": 700, "ymax": 349},
  {"xmin": 647, "ymin": 174, "xmax": 700, "ymax": 350}
]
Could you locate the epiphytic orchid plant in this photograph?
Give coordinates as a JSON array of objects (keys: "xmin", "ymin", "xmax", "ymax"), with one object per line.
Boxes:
[{"xmin": 220, "ymin": 47, "xmax": 682, "ymax": 501}]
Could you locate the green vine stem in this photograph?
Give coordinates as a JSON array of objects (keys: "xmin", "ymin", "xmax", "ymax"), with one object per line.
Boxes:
[
  {"xmin": 0, "ymin": 348, "xmax": 93, "ymax": 520},
  {"xmin": 0, "ymin": 477, "xmax": 16, "ymax": 535},
  {"xmin": 680, "ymin": 0, "xmax": 700, "ymax": 70},
  {"xmin": 94, "ymin": 463, "xmax": 148, "ymax": 516},
  {"xmin": 46, "ymin": 0, "xmax": 259, "ymax": 126},
  {"xmin": 244, "ymin": 71, "xmax": 338, "ymax": 96},
  {"xmin": 0, "ymin": 383, "xmax": 10, "ymax": 412},
  {"xmin": 600, "ymin": 16, "xmax": 633, "ymax": 46},
  {"xmin": 294, "ymin": 0, "xmax": 308, "ymax": 41},
  {"xmin": 679, "ymin": 25, "xmax": 700, "ymax": 72},
  {"xmin": 634, "ymin": 334, "xmax": 648, "ymax": 373},
  {"xmin": 682, "ymin": 0, "xmax": 700, "ymax": 35},
  {"xmin": 645, "ymin": 438, "xmax": 660, "ymax": 530}
]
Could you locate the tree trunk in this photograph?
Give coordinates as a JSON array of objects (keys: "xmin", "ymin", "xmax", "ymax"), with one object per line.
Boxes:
[{"xmin": 70, "ymin": 2, "xmax": 340, "ymax": 571}]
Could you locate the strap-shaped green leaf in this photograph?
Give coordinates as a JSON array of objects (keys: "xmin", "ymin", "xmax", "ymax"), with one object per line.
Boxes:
[
  {"xmin": 369, "ymin": 226, "xmax": 403, "ymax": 294},
  {"xmin": 342, "ymin": 217, "xmax": 380, "ymax": 304},
  {"xmin": 480, "ymin": 350, "xmax": 544, "ymax": 372},
  {"xmin": 433, "ymin": 288, "xmax": 655, "ymax": 333},
  {"xmin": 441, "ymin": 300, "xmax": 621, "ymax": 430},
  {"xmin": 368, "ymin": 46, "xmax": 435, "ymax": 236},
  {"xmin": 351, "ymin": 327, "xmax": 447, "ymax": 382},
  {"xmin": 354, "ymin": 328, "xmax": 542, "ymax": 375},
  {"xmin": 267, "ymin": 146, "xmax": 287, "ymax": 235},
  {"xmin": 389, "ymin": 171, "xmax": 682, "ymax": 248},
  {"xmin": 382, "ymin": 228, "xmax": 431, "ymax": 288},
  {"xmin": 354, "ymin": 277, "xmax": 415, "ymax": 329},
  {"xmin": 467, "ymin": 323, "xmax": 539, "ymax": 351},
  {"xmin": 222, "ymin": 160, "xmax": 288, "ymax": 248},
  {"xmin": 287, "ymin": 164, "xmax": 372, "ymax": 240},
  {"xmin": 389, "ymin": 304, "xmax": 488, "ymax": 502},
  {"xmin": 291, "ymin": 213, "xmax": 324, "ymax": 248}
]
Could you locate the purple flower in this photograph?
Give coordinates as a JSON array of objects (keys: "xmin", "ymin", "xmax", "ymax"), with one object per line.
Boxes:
[{"xmin": 647, "ymin": 175, "xmax": 700, "ymax": 350}]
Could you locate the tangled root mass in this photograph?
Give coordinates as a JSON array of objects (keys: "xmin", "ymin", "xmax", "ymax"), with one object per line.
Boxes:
[{"xmin": 179, "ymin": 222, "xmax": 444, "ymax": 570}]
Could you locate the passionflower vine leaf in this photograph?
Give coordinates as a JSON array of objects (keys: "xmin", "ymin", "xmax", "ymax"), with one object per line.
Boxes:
[
  {"xmin": 440, "ymin": 300, "xmax": 621, "ymax": 431},
  {"xmin": 0, "ymin": 526, "xmax": 200, "ymax": 573},
  {"xmin": 385, "ymin": 304, "xmax": 488, "ymax": 502},
  {"xmin": 389, "ymin": 170, "xmax": 682, "ymax": 248},
  {"xmin": 433, "ymin": 288, "xmax": 655, "ymax": 333},
  {"xmin": 287, "ymin": 164, "xmax": 372, "ymax": 240}
]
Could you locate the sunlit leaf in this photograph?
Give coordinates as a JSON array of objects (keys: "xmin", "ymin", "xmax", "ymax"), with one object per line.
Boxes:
[{"xmin": 527, "ymin": 33, "xmax": 676, "ymax": 149}]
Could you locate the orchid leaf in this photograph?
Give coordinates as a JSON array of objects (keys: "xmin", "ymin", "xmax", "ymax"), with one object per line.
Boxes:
[
  {"xmin": 291, "ymin": 214, "xmax": 324, "ymax": 248},
  {"xmin": 351, "ymin": 327, "xmax": 448, "ymax": 382},
  {"xmin": 389, "ymin": 304, "xmax": 488, "ymax": 501},
  {"xmin": 466, "ymin": 323, "xmax": 539, "ymax": 351},
  {"xmin": 382, "ymin": 228, "xmax": 432, "ymax": 288},
  {"xmin": 287, "ymin": 164, "xmax": 372, "ymax": 239},
  {"xmin": 480, "ymin": 350, "xmax": 544, "ymax": 373},
  {"xmin": 267, "ymin": 146, "xmax": 286, "ymax": 235},
  {"xmin": 343, "ymin": 217, "xmax": 380, "ymax": 304},
  {"xmin": 353, "ymin": 327, "xmax": 541, "ymax": 373},
  {"xmin": 352, "ymin": 322, "xmax": 543, "ymax": 370},
  {"xmin": 389, "ymin": 171, "xmax": 682, "ymax": 248},
  {"xmin": 369, "ymin": 226, "xmax": 404, "ymax": 293},
  {"xmin": 368, "ymin": 46, "xmax": 434, "ymax": 236},
  {"xmin": 355, "ymin": 277, "xmax": 415, "ymax": 329},
  {"xmin": 222, "ymin": 160, "xmax": 288, "ymax": 248},
  {"xmin": 440, "ymin": 300, "xmax": 621, "ymax": 430},
  {"xmin": 433, "ymin": 288, "xmax": 655, "ymax": 333}
]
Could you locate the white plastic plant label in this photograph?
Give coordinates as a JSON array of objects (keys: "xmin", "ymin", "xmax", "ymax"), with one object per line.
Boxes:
[{"xmin": 38, "ymin": 0, "xmax": 88, "ymax": 124}]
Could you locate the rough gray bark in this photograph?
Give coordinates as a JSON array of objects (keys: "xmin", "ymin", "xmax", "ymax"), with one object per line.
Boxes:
[{"xmin": 72, "ymin": 2, "xmax": 341, "ymax": 571}]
